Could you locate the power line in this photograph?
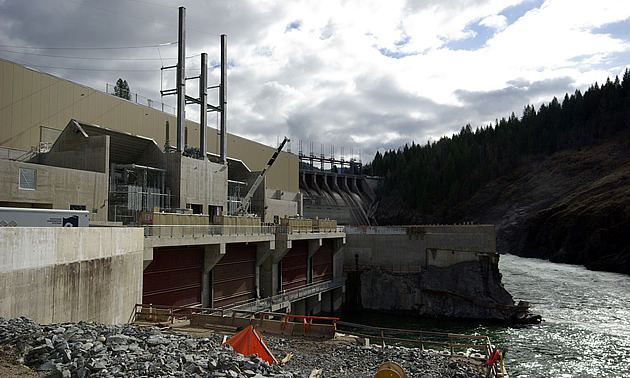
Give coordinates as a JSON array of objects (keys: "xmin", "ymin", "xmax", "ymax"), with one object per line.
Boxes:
[
  {"xmin": 20, "ymin": 63, "xmax": 161, "ymax": 72},
  {"xmin": 0, "ymin": 48, "xmax": 177, "ymax": 61},
  {"xmin": 0, "ymin": 42, "xmax": 177, "ymax": 50}
]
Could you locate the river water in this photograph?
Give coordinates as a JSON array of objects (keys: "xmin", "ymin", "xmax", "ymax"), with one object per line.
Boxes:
[{"xmin": 339, "ymin": 254, "xmax": 630, "ymax": 377}]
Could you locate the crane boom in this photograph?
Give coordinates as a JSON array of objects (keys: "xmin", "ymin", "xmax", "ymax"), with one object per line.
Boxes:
[{"xmin": 237, "ymin": 136, "xmax": 290, "ymax": 215}]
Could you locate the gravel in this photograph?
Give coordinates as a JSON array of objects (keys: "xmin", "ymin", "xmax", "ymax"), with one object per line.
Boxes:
[{"xmin": 0, "ymin": 317, "xmax": 484, "ymax": 377}]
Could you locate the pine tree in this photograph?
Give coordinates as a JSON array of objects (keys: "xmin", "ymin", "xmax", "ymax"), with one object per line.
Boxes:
[{"xmin": 113, "ymin": 78, "xmax": 131, "ymax": 100}]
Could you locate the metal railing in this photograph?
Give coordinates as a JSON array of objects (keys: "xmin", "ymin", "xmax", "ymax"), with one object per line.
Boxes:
[
  {"xmin": 222, "ymin": 278, "xmax": 345, "ymax": 313},
  {"xmin": 335, "ymin": 321, "xmax": 503, "ymax": 377},
  {"xmin": 276, "ymin": 225, "xmax": 346, "ymax": 234},
  {"xmin": 106, "ymin": 83, "xmax": 176, "ymax": 115},
  {"xmin": 344, "ymin": 264, "xmax": 423, "ymax": 273},
  {"xmin": 131, "ymin": 303, "xmax": 339, "ymax": 335},
  {"xmin": 143, "ymin": 224, "xmax": 275, "ymax": 238},
  {"xmin": 143, "ymin": 224, "xmax": 346, "ymax": 238}
]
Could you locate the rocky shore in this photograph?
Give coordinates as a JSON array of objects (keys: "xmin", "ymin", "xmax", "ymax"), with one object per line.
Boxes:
[{"xmin": 0, "ymin": 317, "xmax": 485, "ymax": 377}]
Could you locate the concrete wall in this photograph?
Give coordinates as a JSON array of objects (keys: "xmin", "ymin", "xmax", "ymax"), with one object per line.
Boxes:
[
  {"xmin": 166, "ymin": 154, "xmax": 227, "ymax": 211},
  {"xmin": 0, "ymin": 160, "xmax": 109, "ymax": 222},
  {"xmin": 341, "ymin": 225, "xmax": 519, "ymax": 321},
  {"xmin": 38, "ymin": 124, "xmax": 109, "ymax": 173},
  {"xmin": 343, "ymin": 225, "xmax": 496, "ymax": 268},
  {"xmin": 303, "ymin": 205, "xmax": 351, "ymax": 226},
  {"xmin": 0, "ymin": 227, "xmax": 144, "ymax": 324},
  {"xmin": 0, "ymin": 59, "xmax": 297, "ymax": 194},
  {"xmin": 265, "ymin": 198, "xmax": 299, "ymax": 223}
]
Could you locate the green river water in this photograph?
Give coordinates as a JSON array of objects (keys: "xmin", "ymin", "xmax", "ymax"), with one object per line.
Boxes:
[{"xmin": 339, "ymin": 254, "xmax": 630, "ymax": 377}]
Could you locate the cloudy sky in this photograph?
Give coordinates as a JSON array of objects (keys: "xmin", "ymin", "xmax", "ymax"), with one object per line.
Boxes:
[{"xmin": 1, "ymin": 0, "xmax": 629, "ymax": 163}]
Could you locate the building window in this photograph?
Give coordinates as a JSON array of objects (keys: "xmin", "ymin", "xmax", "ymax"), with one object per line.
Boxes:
[
  {"xmin": 19, "ymin": 168, "xmax": 36, "ymax": 190},
  {"xmin": 70, "ymin": 205, "xmax": 87, "ymax": 211}
]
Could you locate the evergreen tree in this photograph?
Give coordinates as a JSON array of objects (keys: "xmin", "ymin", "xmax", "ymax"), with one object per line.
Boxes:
[
  {"xmin": 114, "ymin": 78, "xmax": 131, "ymax": 100},
  {"xmin": 372, "ymin": 69, "xmax": 630, "ymax": 220}
]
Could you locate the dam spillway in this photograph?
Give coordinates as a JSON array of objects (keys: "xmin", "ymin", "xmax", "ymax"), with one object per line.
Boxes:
[{"xmin": 300, "ymin": 170, "xmax": 377, "ymax": 225}]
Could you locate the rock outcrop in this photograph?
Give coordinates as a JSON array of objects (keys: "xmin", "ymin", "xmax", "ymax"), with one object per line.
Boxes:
[{"xmin": 345, "ymin": 259, "xmax": 538, "ymax": 323}]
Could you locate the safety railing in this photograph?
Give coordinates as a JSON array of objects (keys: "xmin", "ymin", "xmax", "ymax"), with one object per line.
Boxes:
[
  {"xmin": 223, "ymin": 278, "xmax": 345, "ymax": 313},
  {"xmin": 335, "ymin": 321, "xmax": 503, "ymax": 377},
  {"xmin": 143, "ymin": 224, "xmax": 276, "ymax": 238},
  {"xmin": 144, "ymin": 224, "xmax": 345, "ymax": 238},
  {"xmin": 106, "ymin": 83, "xmax": 176, "ymax": 115},
  {"xmin": 344, "ymin": 264, "xmax": 423, "ymax": 273},
  {"xmin": 276, "ymin": 225, "xmax": 345, "ymax": 234},
  {"xmin": 131, "ymin": 304, "xmax": 339, "ymax": 336}
]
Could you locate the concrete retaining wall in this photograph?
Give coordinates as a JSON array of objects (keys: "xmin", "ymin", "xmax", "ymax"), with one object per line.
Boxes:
[
  {"xmin": 344, "ymin": 225, "xmax": 496, "ymax": 268},
  {"xmin": 0, "ymin": 227, "xmax": 144, "ymax": 324}
]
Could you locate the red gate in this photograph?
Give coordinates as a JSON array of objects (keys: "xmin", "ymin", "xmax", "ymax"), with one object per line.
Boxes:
[{"xmin": 143, "ymin": 246, "xmax": 203, "ymax": 307}]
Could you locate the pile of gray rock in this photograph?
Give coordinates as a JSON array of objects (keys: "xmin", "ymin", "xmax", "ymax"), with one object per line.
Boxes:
[
  {"xmin": 266, "ymin": 337, "xmax": 484, "ymax": 378},
  {"xmin": 0, "ymin": 317, "xmax": 483, "ymax": 377}
]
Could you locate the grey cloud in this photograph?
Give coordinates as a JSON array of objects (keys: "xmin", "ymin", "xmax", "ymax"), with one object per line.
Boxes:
[
  {"xmin": 2, "ymin": 0, "xmax": 625, "ymax": 165},
  {"xmin": 320, "ymin": 20, "xmax": 336, "ymax": 40},
  {"xmin": 454, "ymin": 76, "xmax": 575, "ymax": 122},
  {"xmin": 281, "ymin": 79, "xmax": 463, "ymax": 162}
]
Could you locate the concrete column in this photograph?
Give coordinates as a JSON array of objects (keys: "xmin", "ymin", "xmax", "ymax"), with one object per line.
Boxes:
[
  {"xmin": 332, "ymin": 286, "xmax": 344, "ymax": 312},
  {"xmin": 256, "ymin": 241, "xmax": 274, "ymax": 298},
  {"xmin": 143, "ymin": 247, "xmax": 154, "ymax": 270},
  {"xmin": 202, "ymin": 243, "xmax": 225, "ymax": 308},
  {"xmin": 260, "ymin": 235, "xmax": 291, "ymax": 297},
  {"xmin": 321, "ymin": 290, "xmax": 332, "ymax": 313},
  {"xmin": 331, "ymin": 237, "xmax": 345, "ymax": 280},
  {"xmin": 307, "ymin": 239, "xmax": 322, "ymax": 284},
  {"xmin": 307, "ymin": 239, "xmax": 322, "ymax": 258},
  {"xmin": 306, "ymin": 293, "xmax": 322, "ymax": 316},
  {"xmin": 291, "ymin": 299, "xmax": 306, "ymax": 316}
]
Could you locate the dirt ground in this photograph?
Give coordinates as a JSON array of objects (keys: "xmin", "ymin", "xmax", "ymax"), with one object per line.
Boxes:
[{"xmin": 0, "ymin": 346, "xmax": 44, "ymax": 377}]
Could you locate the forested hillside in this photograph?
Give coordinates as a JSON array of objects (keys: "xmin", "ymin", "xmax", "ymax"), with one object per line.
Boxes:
[{"xmin": 369, "ymin": 69, "xmax": 630, "ymax": 274}]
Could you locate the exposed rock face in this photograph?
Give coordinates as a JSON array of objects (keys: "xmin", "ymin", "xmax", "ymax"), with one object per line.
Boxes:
[
  {"xmin": 375, "ymin": 133, "xmax": 630, "ymax": 275},
  {"xmin": 490, "ymin": 141, "xmax": 630, "ymax": 275},
  {"xmin": 346, "ymin": 259, "xmax": 534, "ymax": 323}
]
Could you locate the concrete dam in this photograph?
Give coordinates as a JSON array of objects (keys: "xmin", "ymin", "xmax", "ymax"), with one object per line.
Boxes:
[{"xmin": 300, "ymin": 170, "xmax": 378, "ymax": 226}]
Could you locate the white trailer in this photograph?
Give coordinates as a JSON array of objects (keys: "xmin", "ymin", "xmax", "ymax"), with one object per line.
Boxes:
[{"xmin": 0, "ymin": 207, "xmax": 89, "ymax": 227}]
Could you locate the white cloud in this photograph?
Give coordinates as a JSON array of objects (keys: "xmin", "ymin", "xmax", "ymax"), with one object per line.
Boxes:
[
  {"xmin": 0, "ymin": 0, "xmax": 629, "ymax": 162},
  {"xmin": 480, "ymin": 14, "xmax": 508, "ymax": 30}
]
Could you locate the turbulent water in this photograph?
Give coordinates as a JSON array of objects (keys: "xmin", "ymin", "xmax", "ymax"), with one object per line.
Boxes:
[
  {"xmin": 339, "ymin": 254, "xmax": 630, "ymax": 377},
  {"xmin": 497, "ymin": 254, "xmax": 630, "ymax": 377}
]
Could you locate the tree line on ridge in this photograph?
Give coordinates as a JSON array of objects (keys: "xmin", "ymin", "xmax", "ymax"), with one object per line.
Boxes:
[{"xmin": 367, "ymin": 69, "xmax": 630, "ymax": 217}]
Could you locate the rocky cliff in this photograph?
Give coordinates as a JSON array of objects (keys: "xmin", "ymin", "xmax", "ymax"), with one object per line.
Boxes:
[
  {"xmin": 469, "ymin": 134, "xmax": 630, "ymax": 275},
  {"xmin": 345, "ymin": 258, "xmax": 537, "ymax": 323},
  {"xmin": 375, "ymin": 131, "xmax": 630, "ymax": 275}
]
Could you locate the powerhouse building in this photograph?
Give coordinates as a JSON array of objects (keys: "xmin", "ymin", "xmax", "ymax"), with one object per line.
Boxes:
[{"xmin": 0, "ymin": 58, "xmax": 345, "ymax": 322}]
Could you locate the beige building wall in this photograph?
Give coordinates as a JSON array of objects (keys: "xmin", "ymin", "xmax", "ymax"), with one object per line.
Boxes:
[{"xmin": 0, "ymin": 59, "xmax": 298, "ymax": 194}]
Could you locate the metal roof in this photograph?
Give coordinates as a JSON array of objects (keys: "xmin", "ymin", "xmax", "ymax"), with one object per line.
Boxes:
[{"xmin": 70, "ymin": 119, "xmax": 163, "ymax": 164}]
